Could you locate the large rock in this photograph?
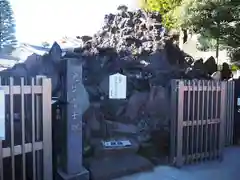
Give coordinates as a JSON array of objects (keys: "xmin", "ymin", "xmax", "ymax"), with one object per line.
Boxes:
[
  {"xmin": 124, "ymin": 92, "xmax": 149, "ymax": 121},
  {"xmin": 0, "ymin": 5, "xmax": 223, "ymax": 153}
]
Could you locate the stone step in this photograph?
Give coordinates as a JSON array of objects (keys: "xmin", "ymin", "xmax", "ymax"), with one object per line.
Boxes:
[{"xmin": 87, "ymin": 154, "xmax": 154, "ymax": 180}]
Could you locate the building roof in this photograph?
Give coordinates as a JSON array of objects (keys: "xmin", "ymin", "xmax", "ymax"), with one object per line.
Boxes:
[
  {"xmin": 0, "ymin": 54, "xmax": 20, "ymax": 69},
  {"xmin": 0, "ymin": 37, "xmax": 82, "ymax": 70}
]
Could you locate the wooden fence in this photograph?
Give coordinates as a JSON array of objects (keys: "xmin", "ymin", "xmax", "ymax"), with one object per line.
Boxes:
[
  {"xmin": 170, "ymin": 80, "xmax": 234, "ymax": 167},
  {"xmin": 0, "ymin": 77, "xmax": 52, "ymax": 180}
]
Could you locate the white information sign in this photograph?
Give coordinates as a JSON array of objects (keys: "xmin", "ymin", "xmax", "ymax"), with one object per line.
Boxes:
[
  {"xmin": 237, "ymin": 98, "xmax": 240, "ymax": 106},
  {"xmin": 109, "ymin": 73, "xmax": 127, "ymax": 99},
  {"xmin": 0, "ymin": 89, "xmax": 5, "ymax": 140}
]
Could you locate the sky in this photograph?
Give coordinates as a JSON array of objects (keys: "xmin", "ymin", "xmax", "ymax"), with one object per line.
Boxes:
[{"xmin": 10, "ymin": 0, "xmax": 138, "ymax": 45}]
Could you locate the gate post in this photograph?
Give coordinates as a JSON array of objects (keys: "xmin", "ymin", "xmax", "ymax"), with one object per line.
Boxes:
[
  {"xmin": 170, "ymin": 80, "xmax": 177, "ymax": 164},
  {"xmin": 57, "ymin": 58, "xmax": 89, "ymax": 180},
  {"xmin": 219, "ymin": 81, "xmax": 227, "ymax": 159},
  {"xmin": 170, "ymin": 80, "xmax": 184, "ymax": 167},
  {"xmin": 42, "ymin": 78, "xmax": 53, "ymax": 180},
  {"xmin": 234, "ymin": 80, "xmax": 240, "ymax": 144},
  {"xmin": 176, "ymin": 81, "xmax": 184, "ymax": 167}
]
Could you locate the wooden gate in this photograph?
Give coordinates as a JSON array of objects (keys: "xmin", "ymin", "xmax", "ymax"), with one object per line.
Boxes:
[
  {"xmin": 0, "ymin": 77, "xmax": 52, "ymax": 180},
  {"xmin": 170, "ymin": 80, "xmax": 231, "ymax": 167}
]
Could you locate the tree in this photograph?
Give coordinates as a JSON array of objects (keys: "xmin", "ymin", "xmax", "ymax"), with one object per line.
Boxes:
[
  {"xmin": 0, "ymin": 0, "xmax": 17, "ymax": 54},
  {"xmin": 139, "ymin": 0, "xmax": 183, "ymax": 29},
  {"xmin": 180, "ymin": 0, "xmax": 240, "ymax": 62},
  {"xmin": 197, "ymin": 33, "xmax": 217, "ymax": 51}
]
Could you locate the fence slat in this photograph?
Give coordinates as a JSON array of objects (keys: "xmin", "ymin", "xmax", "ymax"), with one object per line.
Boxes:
[
  {"xmin": 200, "ymin": 80, "xmax": 204, "ymax": 161},
  {"xmin": 9, "ymin": 78, "xmax": 15, "ymax": 180},
  {"xmin": 214, "ymin": 82, "xmax": 219, "ymax": 159},
  {"xmin": 176, "ymin": 81, "xmax": 184, "ymax": 167},
  {"xmin": 183, "ymin": 86, "xmax": 220, "ymax": 91},
  {"xmin": 183, "ymin": 119, "xmax": 220, "ymax": 126},
  {"xmin": 3, "ymin": 143, "xmax": 43, "ymax": 158},
  {"xmin": 21, "ymin": 78, "xmax": 26, "ymax": 180},
  {"xmin": 36, "ymin": 76, "xmax": 43, "ymax": 180},
  {"xmin": 196, "ymin": 81, "xmax": 200, "ymax": 163},
  {"xmin": 186, "ymin": 81, "xmax": 191, "ymax": 164},
  {"xmin": 209, "ymin": 81, "xmax": 214, "ymax": 160},
  {"xmin": 204, "ymin": 81, "xmax": 210, "ymax": 161},
  {"xmin": 0, "ymin": 86, "xmax": 42, "ymax": 95},
  {"xmin": 31, "ymin": 78, "xmax": 36, "ymax": 180},
  {"xmin": 190, "ymin": 81, "xmax": 195, "ymax": 164},
  {"xmin": 0, "ymin": 78, "xmax": 3, "ymax": 180}
]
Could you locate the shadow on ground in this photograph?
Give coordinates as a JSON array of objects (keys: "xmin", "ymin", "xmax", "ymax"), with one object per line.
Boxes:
[{"xmin": 116, "ymin": 147, "xmax": 240, "ymax": 180}]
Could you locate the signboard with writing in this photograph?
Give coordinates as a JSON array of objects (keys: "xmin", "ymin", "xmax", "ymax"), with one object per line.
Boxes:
[
  {"xmin": 109, "ymin": 73, "xmax": 127, "ymax": 99},
  {"xmin": 0, "ymin": 89, "xmax": 5, "ymax": 140}
]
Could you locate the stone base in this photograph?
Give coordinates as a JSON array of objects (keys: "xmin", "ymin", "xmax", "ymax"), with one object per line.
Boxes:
[{"xmin": 57, "ymin": 167, "xmax": 89, "ymax": 180}]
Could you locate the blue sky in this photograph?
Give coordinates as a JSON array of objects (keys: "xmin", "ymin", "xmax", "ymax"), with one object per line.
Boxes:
[{"xmin": 10, "ymin": 0, "xmax": 138, "ymax": 44}]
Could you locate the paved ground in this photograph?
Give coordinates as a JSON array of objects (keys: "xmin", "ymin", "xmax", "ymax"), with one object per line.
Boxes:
[{"xmin": 116, "ymin": 147, "xmax": 240, "ymax": 180}]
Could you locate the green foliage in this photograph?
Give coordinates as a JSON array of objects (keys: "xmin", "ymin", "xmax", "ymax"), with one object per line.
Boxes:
[
  {"xmin": 231, "ymin": 64, "xmax": 240, "ymax": 71},
  {"xmin": 180, "ymin": 0, "xmax": 240, "ymax": 61},
  {"xmin": 140, "ymin": 0, "xmax": 240, "ymax": 62},
  {"xmin": 140, "ymin": 0, "xmax": 183, "ymax": 29},
  {"xmin": 181, "ymin": 0, "xmax": 226, "ymax": 33},
  {"xmin": 229, "ymin": 48, "xmax": 240, "ymax": 62},
  {"xmin": 197, "ymin": 33, "xmax": 217, "ymax": 51},
  {"xmin": 0, "ymin": 0, "xmax": 17, "ymax": 54}
]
